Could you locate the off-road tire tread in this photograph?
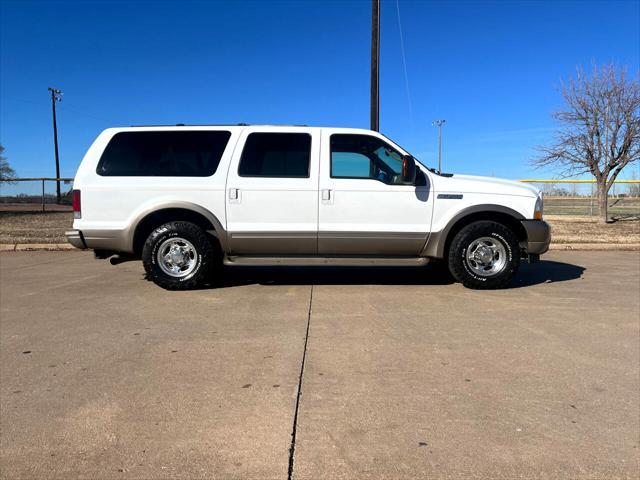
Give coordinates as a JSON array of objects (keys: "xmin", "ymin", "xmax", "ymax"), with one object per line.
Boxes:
[
  {"xmin": 142, "ymin": 221, "xmax": 217, "ymax": 290},
  {"xmin": 447, "ymin": 220, "xmax": 520, "ymax": 290}
]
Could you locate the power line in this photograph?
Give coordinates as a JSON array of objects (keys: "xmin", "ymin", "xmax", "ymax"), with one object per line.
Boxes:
[
  {"xmin": 3, "ymin": 96, "xmax": 115, "ymax": 123},
  {"xmin": 57, "ymin": 104, "xmax": 114, "ymax": 123},
  {"xmin": 396, "ymin": 0, "xmax": 413, "ymax": 123}
]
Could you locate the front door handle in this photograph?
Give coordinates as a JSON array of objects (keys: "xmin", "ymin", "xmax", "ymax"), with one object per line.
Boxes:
[{"xmin": 321, "ymin": 189, "xmax": 331, "ymax": 201}]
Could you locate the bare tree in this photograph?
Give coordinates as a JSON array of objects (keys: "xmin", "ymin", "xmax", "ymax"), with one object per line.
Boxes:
[
  {"xmin": 0, "ymin": 144, "xmax": 17, "ymax": 183},
  {"xmin": 534, "ymin": 64, "xmax": 640, "ymax": 223}
]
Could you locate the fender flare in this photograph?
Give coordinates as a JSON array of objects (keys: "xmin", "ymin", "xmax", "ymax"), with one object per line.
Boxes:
[
  {"xmin": 422, "ymin": 204, "xmax": 525, "ymax": 258},
  {"xmin": 127, "ymin": 201, "xmax": 228, "ymax": 252}
]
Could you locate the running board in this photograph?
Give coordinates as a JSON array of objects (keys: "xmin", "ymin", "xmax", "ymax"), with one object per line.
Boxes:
[{"xmin": 223, "ymin": 256, "xmax": 430, "ymax": 267}]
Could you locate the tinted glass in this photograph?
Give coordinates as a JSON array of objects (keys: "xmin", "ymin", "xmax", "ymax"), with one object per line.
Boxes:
[
  {"xmin": 330, "ymin": 134, "xmax": 407, "ymax": 184},
  {"xmin": 97, "ymin": 130, "xmax": 231, "ymax": 176},
  {"xmin": 238, "ymin": 133, "xmax": 311, "ymax": 178},
  {"xmin": 331, "ymin": 152, "xmax": 371, "ymax": 177}
]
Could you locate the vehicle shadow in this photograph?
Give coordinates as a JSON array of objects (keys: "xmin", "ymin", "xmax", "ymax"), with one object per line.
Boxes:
[
  {"xmin": 210, "ymin": 263, "xmax": 454, "ymax": 288},
  {"xmin": 508, "ymin": 260, "xmax": 586, "ymax": 288},
  {"xmin": 199, "ymin": 259, "xmax": 585, "ymax": 289}
]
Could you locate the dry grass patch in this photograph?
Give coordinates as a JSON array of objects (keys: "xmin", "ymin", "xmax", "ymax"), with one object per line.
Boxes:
[
  {"xmin": 0, "ymin": 212, "xmax": 73, "ymax": 244},
  {"xmin": 546, "ymin": 215, "xmax": 640, "ymax": 244}
]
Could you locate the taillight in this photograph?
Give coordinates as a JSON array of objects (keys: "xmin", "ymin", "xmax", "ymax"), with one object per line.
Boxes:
[{"xmin": 72, "ymin": 189, "xmax": 81, "ymax": 219}]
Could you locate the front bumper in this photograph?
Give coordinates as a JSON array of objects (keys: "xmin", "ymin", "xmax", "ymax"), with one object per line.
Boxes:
[
  {"xmin": 65, "ymin": 230, "xmax": 87, "ymax": 249},
  {"xmin": 520, "ymin": 220, "xmax": 551, "ymax": 255}
]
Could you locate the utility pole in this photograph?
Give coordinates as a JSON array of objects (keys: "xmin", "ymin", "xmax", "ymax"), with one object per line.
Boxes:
[
  {"xmin": 370, "ymin": 0, "xmax": 380, "ymax": 131},
  {"xmin": 432, "ymin": 119, "xmax": 446, "ymax": 173},
  {"xmin": 48, "ymin": 87, "xmax": 63, "ymax": 204}
]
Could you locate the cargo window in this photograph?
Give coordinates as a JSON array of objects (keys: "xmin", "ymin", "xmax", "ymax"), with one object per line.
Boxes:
[
  {"xmin": 238, "ymin": 133, "xmax": 311, "ymax": 178},
  {"xmin": 97, "ymin": 130, "xmax": 231, "ymax": 176}
]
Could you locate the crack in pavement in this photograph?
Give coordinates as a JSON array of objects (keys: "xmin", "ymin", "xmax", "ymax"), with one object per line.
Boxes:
[{"xmin": 287, "ymin": 284, "xmax": 313, "ymax": 480}]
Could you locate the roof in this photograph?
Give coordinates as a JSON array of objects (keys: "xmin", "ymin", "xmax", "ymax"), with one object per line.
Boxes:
[{"xmin": 129, "ymin": 123, "xmax": 311, "ymax": 127}]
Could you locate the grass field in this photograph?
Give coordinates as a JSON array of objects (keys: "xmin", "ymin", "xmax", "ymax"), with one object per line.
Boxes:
[
  {"xmin": 545, "ymin": 196, "xmax": 640, "ymax": 217},
  {"xmin": 1, "ymin": 210, "xmax": 639, "ymax": 246}
]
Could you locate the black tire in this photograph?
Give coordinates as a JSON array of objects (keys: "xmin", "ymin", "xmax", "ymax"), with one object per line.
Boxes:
[
  {"xmin": 142, "ymin": 221, "xmax": 218, "ymax": 290},
  {"xmin": 447, "ymin": 220, "xmax": 520, "ymax": 289}
]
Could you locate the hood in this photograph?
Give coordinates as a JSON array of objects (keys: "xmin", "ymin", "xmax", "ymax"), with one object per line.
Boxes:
[{"xmin": 434, "ymin": 174, "xmax": 539, "ymax": 198}]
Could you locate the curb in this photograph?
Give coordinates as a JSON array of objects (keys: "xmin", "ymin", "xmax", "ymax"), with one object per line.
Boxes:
[
  {"xmin": 548, "ymin": 243, "xmax": 640, "ymax": 251},
  {"xmin": 1, "ymin": 243, "xmax": 639, "ymax": 252},
  {"xmin": 0, "ymin": 243, "xmax": 77, "ymax": 252}
]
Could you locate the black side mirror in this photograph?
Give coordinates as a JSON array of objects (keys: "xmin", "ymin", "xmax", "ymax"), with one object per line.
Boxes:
[{"xmin": 401, "ymin": 155, "xmax": 417, "ymax": 184}]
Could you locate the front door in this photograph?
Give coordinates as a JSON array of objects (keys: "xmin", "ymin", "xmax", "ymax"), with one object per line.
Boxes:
[
  {"xmin": 318, "ymin": 130, "xmax": 433, "ymax": 255},
  {"xmin": 225, "ymin": 127, "xmax": 320, "ymax": 254}
]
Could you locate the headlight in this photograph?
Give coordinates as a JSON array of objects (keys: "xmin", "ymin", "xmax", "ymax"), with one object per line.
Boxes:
[{"xmin": 534, "ymin": 194, "xmax": 544, "ymax": 220}]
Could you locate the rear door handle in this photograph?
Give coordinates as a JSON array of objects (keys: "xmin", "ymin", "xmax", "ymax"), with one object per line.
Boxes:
[
  {"xmin": 321, "ymin": 189, "xmax": 331, "ymax": 201},
  {"xmin": 228, "ymin": 188, "xmax": 240, "ymax": 203}
]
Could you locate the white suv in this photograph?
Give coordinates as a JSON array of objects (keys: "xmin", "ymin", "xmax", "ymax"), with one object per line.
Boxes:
[{"xmin": 66, "ymin": 125, "xmax": 550, "ymax": 290}]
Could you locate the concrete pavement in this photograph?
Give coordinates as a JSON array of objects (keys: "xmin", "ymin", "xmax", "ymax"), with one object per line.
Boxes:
[
  {"xmin": 1, "ymin": 251, "xmax": 639, "ymax": 479},
  {"xmin": 1, "ymin": 252, "xmax": 310, "ymax": 479}
]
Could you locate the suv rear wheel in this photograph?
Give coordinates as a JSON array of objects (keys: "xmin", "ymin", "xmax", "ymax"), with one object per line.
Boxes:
[
  {"xmin": 142, "ymin": 221, "xmax": 217, "ymax": 290},
  {"xmin": 447, "ymin": 220, "xmax": 520, "ymax": 289}
]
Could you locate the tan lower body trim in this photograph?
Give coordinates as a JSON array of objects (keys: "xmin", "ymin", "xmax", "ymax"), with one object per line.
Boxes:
[{"xmin": 223, "ymin": 256, "xmax": 429, "ymax": 267}]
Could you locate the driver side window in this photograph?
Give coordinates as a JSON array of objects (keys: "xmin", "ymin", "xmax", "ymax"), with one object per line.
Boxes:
[{"xmin": 330, "ymin": 134, "xmax": 405, "ymax": 185}]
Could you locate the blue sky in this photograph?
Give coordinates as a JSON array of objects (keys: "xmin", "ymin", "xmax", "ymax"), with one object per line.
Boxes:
[{"xmin": 1, "ymin": 0, "xmax": 639, "ymax": 180}]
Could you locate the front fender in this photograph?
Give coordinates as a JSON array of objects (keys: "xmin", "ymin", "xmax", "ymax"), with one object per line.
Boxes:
[{"xmin": 422, "ymin": 204, "xmax": 526, "ymax": 258}]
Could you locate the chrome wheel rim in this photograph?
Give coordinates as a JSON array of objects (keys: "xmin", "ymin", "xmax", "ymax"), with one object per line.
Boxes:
[
  {"xmin": 465, "ymin": 236, "xmax": 507, "ymax": 277},
  {"xmin": 157, "ymin": 237, "xmax": 198, "ymax": 278}
]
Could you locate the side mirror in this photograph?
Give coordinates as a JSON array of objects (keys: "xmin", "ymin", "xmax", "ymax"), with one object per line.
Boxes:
[{"xmin": 401, "ymin": 155, "xmax": 417, "ymax": 184}]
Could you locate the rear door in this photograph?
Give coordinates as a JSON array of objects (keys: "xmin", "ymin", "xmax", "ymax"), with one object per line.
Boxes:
[
  {"xmin": 318, "ymin": 129, "xmax": 433, "ymax": 255},
  {"xmin": 225, "ymin": 127, "xmax": 320, "ymax": 254}
]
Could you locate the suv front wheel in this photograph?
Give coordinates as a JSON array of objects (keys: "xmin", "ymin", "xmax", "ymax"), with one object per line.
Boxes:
[
  {"xmin": 447, "ymin": 220, "xmax": 520, "ymax": 289},
  {"xmin": 142, "ymin": 221, "xmax": 217, "ymax": 290}
]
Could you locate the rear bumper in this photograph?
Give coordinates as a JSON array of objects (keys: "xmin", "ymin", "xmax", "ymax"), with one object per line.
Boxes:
[
  {"xmin": 65, "ymin": 230, "xmax": 87, "ymax": 249},
  {"xmin": 520, "ymin": 220, "xmax": 551, "ymax": 255},
  {"xmin": 65, "ymin": 228, "xmax": 131, "ymax": 252}
]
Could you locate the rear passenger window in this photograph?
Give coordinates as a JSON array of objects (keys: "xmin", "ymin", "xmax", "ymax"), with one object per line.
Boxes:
[
  {"xmin": 238, "ymin": 133, "xmax": 311, "ymax": 178},
  {"xmin": 97, "ymin": 131, "xmax": 231, "ymax": 176}
]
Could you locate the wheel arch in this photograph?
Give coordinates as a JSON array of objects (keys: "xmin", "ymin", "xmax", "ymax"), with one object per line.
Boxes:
[
  {"xmin": 423, "ymin": 205, "xmax": 527, "ymax": 259},
  {"xmin": 131, "ymin": 202, "xmax": 227, "ymax": 256}
]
